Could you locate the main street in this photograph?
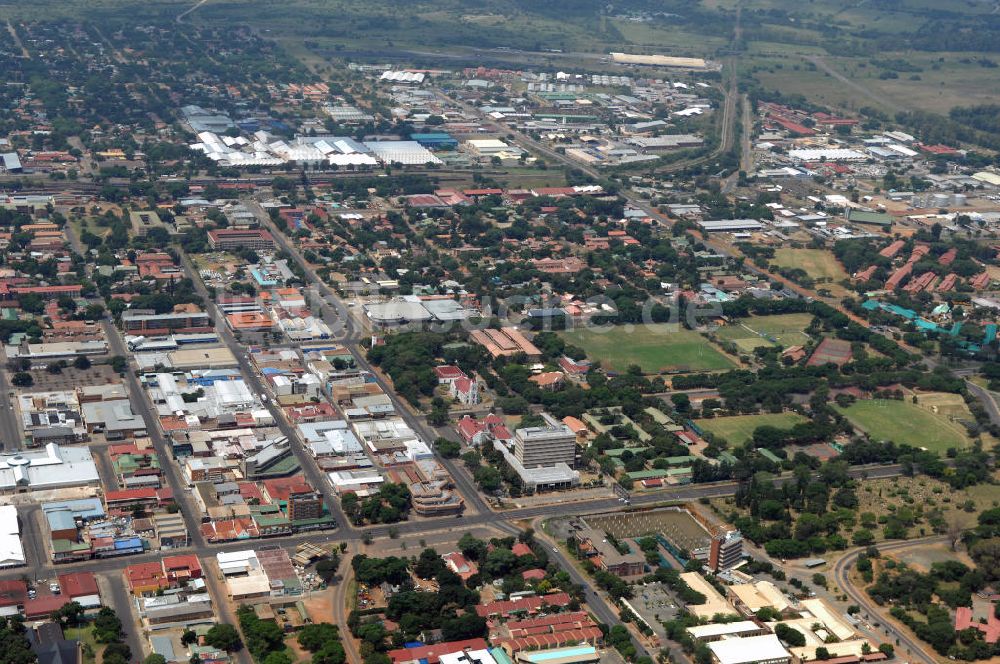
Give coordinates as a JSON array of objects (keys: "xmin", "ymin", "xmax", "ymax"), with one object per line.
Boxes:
[{"xmin": 177, "ymin": 251, "xmax": 352, "ymax": 531}]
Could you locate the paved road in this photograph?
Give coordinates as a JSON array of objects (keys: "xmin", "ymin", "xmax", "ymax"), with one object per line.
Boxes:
[
  {"xmin": 176, "ymin": 0, "xmax": 209, "ymax": 23},
  {"xmin": 101, "ymin": 316, "xmax": 210, "ymax": 548},
  {"xmin": 498, "ymin": 518, "xmax": 651, "ymax": 656},
  {"xmin": 102, "ymin": 574, "xmax": 146, "ymax": 663},
  {"xmin": 200, "ymin": 558, "xmax": 255, "ymax": 664},
  {"xmin": 0, "ymin": 354, "xmax": 23, "ymax": 450},
  {"xmin": 964, "ymin": 379, "xmax": 1000, "ymax": 426},
  {"xmin": 832, "ymin": 536, "xmax": 947, "ymax": 664},
  {"xmin": 178, "ymin": 251, "xmax": 353, "ymax": 532},
  {"xmin": 330, "ymin": 542, "xmax": 362, "ymax": 664},
  {"xmin": 19, "ymin": 504, "xmax": 45, "ymax": 572},
  {"xmin": 4, "ymin": 460, "xmax": 908, "ymax": 579}
]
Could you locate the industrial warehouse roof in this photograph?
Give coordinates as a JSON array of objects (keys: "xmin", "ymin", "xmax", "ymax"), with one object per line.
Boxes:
[
  {"xmin": 698, "ymin": 219, "xmax": 764, "ymax": 232},
  {"xmin": 708, "ymin": 635, "xmax": 790, "ymax": 664},
  {"xmin": 0, "ymin": 445, "xmax": 100, "ymax": 491}
]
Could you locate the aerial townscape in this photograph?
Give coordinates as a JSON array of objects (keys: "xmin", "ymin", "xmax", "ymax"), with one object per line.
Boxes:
[{"xmin": 0, "ymin": 2, "xmax": 998, "ymax": 664}]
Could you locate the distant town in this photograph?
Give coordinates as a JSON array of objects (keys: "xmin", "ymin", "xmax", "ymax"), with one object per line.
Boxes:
[{"xmin": 0, "ymin": 4, "xmax": 995, "ymax": 664}]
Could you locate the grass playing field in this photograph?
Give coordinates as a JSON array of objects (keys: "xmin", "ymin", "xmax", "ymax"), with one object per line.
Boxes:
[
  {"xmin": 771, "ymin": 248, "xmax": 851, "ymax": 297},
  {"xmin": 834, "ymin": 399, "xmax": 971, "ymax": 452},
  {"xmin": 715, "ymin": 313, "xmax": 814, "ymax": 352},
  {"xmin": 560, "ymin": 324, "xmax": 736, "ymax": 373},
  {"xmin": 695, "ymin": 412, "xmax": 809, "ymax": 444}
]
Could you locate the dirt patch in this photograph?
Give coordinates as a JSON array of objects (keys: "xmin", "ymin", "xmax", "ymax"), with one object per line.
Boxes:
[
  {"xmin": 885, "ymin": 540, "xmax": 975, "ymax": 573},
  {"xmin": 285, "ymin": 634, "xmax": 311, "ymax": 663},
  {"xmin": 915, "ymin": 391, "xmax": 974, "ymax": 419},
  {"xmin": 300, "ymin": 588, "xmax": 334, "ymax": 623}
]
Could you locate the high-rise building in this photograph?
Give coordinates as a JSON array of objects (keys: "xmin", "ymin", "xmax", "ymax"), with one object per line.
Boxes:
[
  {"xmin": 514, "ymin": 415, "xmax": 576, "ymax": 468},
  {"xmin": 709, "ymin": 531, "xmax": 744, "ymax": 571},
  {"xmin": 288, "ymin": 489, "xmax": 323, "ymax": 522}
]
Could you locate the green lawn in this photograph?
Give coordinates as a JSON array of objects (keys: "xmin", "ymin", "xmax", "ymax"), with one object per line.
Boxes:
[
  {"xmin": 716, "ymin": 313, "xmax": 813, "ymax": 351},
  {"xmin": 696, "ymin": 412, "xmax": 808, "ymax": 444},
  {"xmin": 64, "ymin": 626, "xmax": 100, "ymax": 664},
  {"xmin": 834, "ymin": 400, "xmax": 971, "ymax": 452},
  {"xmin": 771, "ymin": 248, "xmax": 851, "ymax": 297},
  {"xmin": 560, "ymin": 324, "xmax": 735, "ymax": 373}
]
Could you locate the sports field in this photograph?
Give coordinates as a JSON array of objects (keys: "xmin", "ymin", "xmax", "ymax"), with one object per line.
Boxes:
[
  {"xmin": 715, "ymin": 313, "xmax": 813, "ymax": 352},
  {"xmin": 696, "ymin": 412, "xmax": 808, "ymax": 444},
  {"xmin": 834, "ymin": 399, "xmax": 971, "ymax": 452},
  {"xmin": 771, "ymin": 248, "xmax": 850, "ymax": 297},
  {"xmin": 560, "ymin": 324, "xmax": 736, "ymax": 373}
]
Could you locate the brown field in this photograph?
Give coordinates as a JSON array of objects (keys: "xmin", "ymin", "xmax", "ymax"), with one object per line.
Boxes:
[{"xmin": 915, "ymin": 391, "xmax": 974, "ymax": 419}]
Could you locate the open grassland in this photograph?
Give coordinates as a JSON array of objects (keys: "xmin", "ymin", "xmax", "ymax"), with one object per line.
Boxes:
[
  {"xmin": 834, "ymin": 399, "xmax": 972, "ymax": 452},
  {"xmin": 715, "ymin": 313, "xmax": 813, "ymax": 351},
  {"xmin": 750, "ymin": 60, "xmax": 879, "ymax": 111},
  {"xmin": 560, "ymin": 324, "xmax": 736, "ymax": 374},
  {"xmin": 857, "ymin": 52, "xmax": 1000, "ymax": 114},
  {"xmin": 771, "ymin": 248, "xmax": 851, "ymax": 297},
  {"xmin": 695, "ymin": 412, "xmax": 808, "ymax": 444},
  {"xmin": 609, "ymin": 19, "xmax": 728, "ymax": 56},
  {"xmin": 751, "ymin": 49, "xmax": 1000, "ymax": 114}
]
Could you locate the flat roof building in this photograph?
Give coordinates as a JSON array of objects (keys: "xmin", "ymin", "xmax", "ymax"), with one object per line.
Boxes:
[
  {"xmin": 574, "ymin": 526, "xmax": 645, "ymax": 578},
  {"xmin": 699, "ymin": 219, "xmax": 764, "ymax": 233},
  {"xmin": 0, "ymin": 444, "xmax": 100, "ymax": 493},
  {"xmin": 707, "ymin": 635, "xmax": 790, "ymax": 664},
  {"xmin": 207, "ymin": 229, "xmax": 274, "ymax": 251},
  {"xmin": 679, "ymin": 572, "xmax": 738, "ymax": 619},
  {"xmin": 687, "ymin": 621, "xmax": 768, "ymax": 643},
  {"xmin": 727, "ymin": 580, "xmax": 789, "ymax": 616}
]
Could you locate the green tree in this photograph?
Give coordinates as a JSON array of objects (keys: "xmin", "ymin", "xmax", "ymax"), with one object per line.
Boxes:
[
  {"xmin": 297, "ymin": 624, "xmax": 340, "ymax": 653},
  {"xmin": 316, "ymin": 555, "xmax": 341, "ymax": 584},
  {"xmin": 11, "ymin": 372, "xmax": 32, "ymax": 388},
  {"xmin": 312, "ymin": 642, "xmax": 346, "ymax": 664},
  {"xmin": 92, "ymin": 608, "xmax": 123, "ymax": 643},
  {"xmin": 0, "ymin": 617, "xmax": 38, "ymax": 664},
  {"xmin": 434, "ymin": 438, "xmax": 461, "ymax": 458},
  {"xmin": 473, "ymin": 466, "xmax": 502, "ymax": 492},
  {"xmin": 205, "ymin": 624, "xmax": 242, "ymax": 652},
  {"xmin": 775, "ymin": 624, "xmax": 806, "ymax": 647},
  {"xmin": 262, "ymin": 653, "xmax": 292, "ymax": 664},
  {"xmin": 102, "ymin": 642, "xmax": 131, "ymax": 664}
]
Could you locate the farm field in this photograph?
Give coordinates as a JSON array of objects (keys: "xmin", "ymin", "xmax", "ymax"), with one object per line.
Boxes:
[
  {"xmin": 834, "ymin": 399, "xmax": 971, "ymax": 452},
  {"xmin": 560, "ymin": 324, "xmax": 736, "ymax": 373},
  {"xmin": 715, "ymin": 313, "xmax": 813, "ymax": 351},
  {"xmin": 771, "ymin": 248, "xmax": 851, "ymax": 297},
  {"xmin": 695, "ymin": 412, "xmax": 808, "ymax": 444}
]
